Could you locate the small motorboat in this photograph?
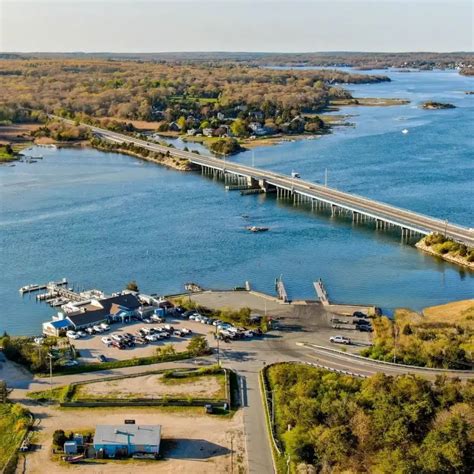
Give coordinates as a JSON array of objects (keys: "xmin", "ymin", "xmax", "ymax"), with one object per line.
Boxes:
[
  {"xmin": 402, "ymin": 129, "xmax": 409, "ymax": 134},
  {"xmin": 247, "ymin": 226, "xmax": 269, "ymax": 233}
]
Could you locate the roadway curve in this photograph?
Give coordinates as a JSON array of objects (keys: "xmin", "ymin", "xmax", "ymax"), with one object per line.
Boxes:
[{"xmin": 54, "ymin": 117, "xmax": 474, "ymax": 246}]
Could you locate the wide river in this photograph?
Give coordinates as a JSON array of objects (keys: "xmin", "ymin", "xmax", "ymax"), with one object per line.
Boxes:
[{"xmin": 1, "ymin": 69, "xmax": 473, "ymax": 335}]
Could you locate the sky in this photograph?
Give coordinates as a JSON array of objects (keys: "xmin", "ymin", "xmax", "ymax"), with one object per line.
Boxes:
[{"xmin": 1, "ymin": 0, "xmax": 473, "ymax": 53}]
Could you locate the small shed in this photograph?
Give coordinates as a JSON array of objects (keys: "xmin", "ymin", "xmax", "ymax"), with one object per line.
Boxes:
[{"xmin": 64, "ymin": 441, "xmax": 78, "ymax": 455}]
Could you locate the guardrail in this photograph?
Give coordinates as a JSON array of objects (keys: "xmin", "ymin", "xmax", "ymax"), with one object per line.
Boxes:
[{"xmin": 300, "ymin": 343, "xmax": 474, "ymax": 374}]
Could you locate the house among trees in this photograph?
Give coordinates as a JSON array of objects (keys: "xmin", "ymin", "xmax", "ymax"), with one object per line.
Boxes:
[{"xmin": 168, "ymin": 121, "xmax": 182, "ymax": 132}]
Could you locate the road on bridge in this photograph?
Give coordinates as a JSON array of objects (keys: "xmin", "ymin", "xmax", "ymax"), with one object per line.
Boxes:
[{"xmin": 55, "ymin": 118, "xmax": 473, "ymax": 247}]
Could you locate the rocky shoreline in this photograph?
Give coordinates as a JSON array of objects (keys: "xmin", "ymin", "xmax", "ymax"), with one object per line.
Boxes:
[{"xmin": 415, "ymin": 240, "xmax": 474, "ymax": 270}]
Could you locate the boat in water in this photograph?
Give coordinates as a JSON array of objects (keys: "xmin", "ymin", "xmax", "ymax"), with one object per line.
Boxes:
[
  {"xmin": 247, "ymin": 226, "xmax": 269, "ymax": 233},
  {"xmin": 402, "ymin": 129, "xmax": 409, "ymax": 134}
]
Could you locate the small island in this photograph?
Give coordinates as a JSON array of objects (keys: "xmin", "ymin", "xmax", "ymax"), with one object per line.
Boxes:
[{"xmin": 421, "ymin": 101, "xmax": 456, "ymax": 110}]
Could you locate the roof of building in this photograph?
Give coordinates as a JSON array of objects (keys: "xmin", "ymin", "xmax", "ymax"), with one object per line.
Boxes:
[
  {"xmin": 67, "ymin": 309, "xmax": 108, "ymax": 327},
  {"xmin": 93, "ymin": 425, "xmax": 161, "ymax": 447},
  {"xmin": 44, "ymin": 319, "xmax": 71, "ymax": 329},
  {"xmin": 100, "ymin": 294, "xmax": 141, "ymax": 314}
]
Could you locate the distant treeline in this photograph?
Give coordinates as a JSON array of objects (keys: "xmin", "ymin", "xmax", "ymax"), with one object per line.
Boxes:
[{"xmin": 4, "ymin": 51, "xmax": 472, "ymax": 70}]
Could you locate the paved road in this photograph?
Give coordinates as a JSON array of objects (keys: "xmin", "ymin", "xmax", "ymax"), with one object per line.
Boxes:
[
  {"xmin": 54, "ymin": 117, "xmax": 474, "ymax": 246},
  {"xmin": 4, "ymin": 300, "xmax": 473, "ymax": 474}
]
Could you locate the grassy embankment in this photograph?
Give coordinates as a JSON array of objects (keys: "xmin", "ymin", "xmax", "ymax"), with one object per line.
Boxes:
[
  {"xmin": 361, "ymin": 299, "xmax": 474, "ymax": 369},
  {"xmin": 416, "ymin": 233, "xmax": 474, "ymax": 269},
  {"xmin": 0, "ymin": 145, "xmax": 17, "ymax": 162},
  {"xmin": 265, "ymin": 363, "xmax": 473, "ymax": 473},
  {"xmin": 0, "ymin": 404, "xmax": 31, "ymax": 471}
]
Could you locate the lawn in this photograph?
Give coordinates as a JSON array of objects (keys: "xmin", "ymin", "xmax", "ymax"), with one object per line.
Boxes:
[
  {"xmin": 423, "ymin": 299, "xmax": 474, "ymax": 324},
  {"xmin": 0, "ymin": 404, "xmax": 31, "ymax": 470}
]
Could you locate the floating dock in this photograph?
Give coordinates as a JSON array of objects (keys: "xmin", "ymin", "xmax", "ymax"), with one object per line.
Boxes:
[{"xmin": 19, "ymin": 278, "xmax": 67, "ymax": 294}]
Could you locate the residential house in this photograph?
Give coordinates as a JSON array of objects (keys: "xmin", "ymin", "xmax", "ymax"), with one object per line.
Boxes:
[
  {"xmin": 248, "ymin": 122, "xmax": 270, "ymax": 136},
  {"xmin": 168, "ymin": 122, "xmax": 182, "ymax": 132}
]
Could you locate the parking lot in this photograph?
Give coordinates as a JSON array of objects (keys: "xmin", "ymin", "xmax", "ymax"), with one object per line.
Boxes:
[{"xmin": 71, "ymin": 316, "xmax": 214, "ymax": 364}]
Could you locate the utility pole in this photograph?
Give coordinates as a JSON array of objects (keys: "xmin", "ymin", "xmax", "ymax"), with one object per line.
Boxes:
[{"xmin": 48, "ymin": 352, "xmax": 53, "ymax": 392}]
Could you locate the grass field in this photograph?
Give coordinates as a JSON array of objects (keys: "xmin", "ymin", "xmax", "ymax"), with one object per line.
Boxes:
[
  {"xmin": 0, "ymin": 404, "xmax": 31, "ymax": 470},
  {"xmin": 423, "ymin": 299, "xmax": 474, "ymax": 325}
]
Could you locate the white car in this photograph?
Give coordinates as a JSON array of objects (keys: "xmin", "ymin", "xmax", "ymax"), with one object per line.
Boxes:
[
  {"xmin": 93, "ymin": 325, "xmax": 104, "ymax": 333},
  {"xmin": 76, "ymin": 330, "xmax": 86, "ymax": 338},
  {"xmin": 100, "ymin": 323, "xmax": 110, "ymax": 331},
  {"xmin": 85, "ymin": 327, "xmax": 95, "ymax": 335},
  {"xmin": 111, "ymin": 334, "xmax": 123, "ymax": 342},
  {"xmin": 329, "ymin": 335, "xmax": 351, "ymax": 345},
  {"xmin": 181, "ymin": 328, "xmax": 192, "ymax": 335},
  {"xmin": 66, "ymin": 330, "xmax": 80, "ymax": 339},
  {"xmin": 243, "ymin": 330, "xmax": 254, "ymax": 338},
  {"xmin": 34, "ymin": 337, "xmax": 44, "ymax": 345},
  {"xmin": 101, "ymin": 336, "xmax": 112, "ymax": 345},
  {"xmin": 164, "ymin": 324, "xmax": 174, "ymax": 331},
  {"xmin": 145, "ymin": 334, "xmax": 158, "ymax": 342}
]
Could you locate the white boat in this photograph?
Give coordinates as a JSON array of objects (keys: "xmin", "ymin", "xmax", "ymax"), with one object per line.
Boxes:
[{"xmin": 402, "ymin": 129, "xmax": 409, "ymax": 134}]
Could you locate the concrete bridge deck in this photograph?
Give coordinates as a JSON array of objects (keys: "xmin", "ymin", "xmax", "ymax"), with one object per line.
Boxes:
[{"xmin": 57, "ymin": 119, "xmax": 474, "ymax": 247}]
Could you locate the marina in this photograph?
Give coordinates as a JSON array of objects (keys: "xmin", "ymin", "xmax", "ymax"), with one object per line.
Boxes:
[{"xmin": 2, "ymin": 69, "xmax": 473, "ymax": 335}]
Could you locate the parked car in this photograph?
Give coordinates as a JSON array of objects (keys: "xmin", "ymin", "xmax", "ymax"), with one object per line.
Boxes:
[
  {"xmin": 85, "ymin": 327, "xmax": 95, "ymax": 335},
  {"xmin": 358, "ymin": 325, "xmax": 373, "ymax": 332},
  {"xmin": 354, "ymin": 319, "xmax": 371, "ymax": 326},
  {"xmin": 145, "ymin": 334, "xmax": 158, "ymax": 342},
  {"xmin": 212, "ymin": 320, "xmax": 223, "ymax": 326},
  {"xmin": 143, "ymin": 318, "xmax": 152, "ymax": 324},
  {"xmin": 101, "ymin": 336, "xmax": 112, "ymax": 345},
  {"xmin": 173, "ymin": 330, "xmax": 184, "ymax": 337},
  {"xmin": 62, "ymin": 359, "xmax": 79, "ymax": 367},
  {"xmin": 243, "ymin": 330, "xmax": 254, "ymax": 338},
  {"xmin": 164, "ymin": 324, "xmax": 174, "ymax": 331},
  {"xmin": 111, "ymin": 334, "xmax": 123, "ymax": 342},
  {"xmin": 100, "ymin": 323, "xmax": 110, "ymax": 331},
  {"xmin": 97, "ymin": 354, "xmax": 107, "ymax": 363},
  {"xmin": 150, "ymin": 314, "xmax": 165, "ymax": 323},
  {"xmin": 76, "ymin": 330, "xmax": 86, "ymax": 338},
  {"xmin": 66, "ymin": 331, "xmax": 80, "ymax": 340},
  {"xmin": 34, "ymin": 337, "xmax": 44, "ymax": 345},
  {"xmin": 353, "ymin": 311, "xmax": 368, "ymax": 318},
  {"xmin": 181, "ymin": 327, "xmax": 192, "ymax": 335},
  {"xmin": 93, "ymin": 325, "xmax": 104, "ymax": 333},
  {"xmin": 329, "ymin": 335, "xmax": 351, "ymax": 345}
]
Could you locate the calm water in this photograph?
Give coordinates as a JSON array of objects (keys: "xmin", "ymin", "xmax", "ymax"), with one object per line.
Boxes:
[{"xmin": 1, "ymin": 69, "xmax": 473, "ymax": 335}]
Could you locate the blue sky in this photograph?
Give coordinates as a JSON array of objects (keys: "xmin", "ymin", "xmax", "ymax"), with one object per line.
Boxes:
[{"xmin": 1, "ymin": 0, "xmax": 472, "ymax": 52}]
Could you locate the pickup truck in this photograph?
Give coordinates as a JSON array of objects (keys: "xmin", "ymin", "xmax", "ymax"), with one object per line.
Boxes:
[{"xmin": 329, "ymin": 335, "xmax": 351, "ymax": 345}]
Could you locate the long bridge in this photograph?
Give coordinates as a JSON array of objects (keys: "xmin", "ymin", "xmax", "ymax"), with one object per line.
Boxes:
[{"xmin": 59, "ymin": 118, "xmax": 474, "ymax": 247}]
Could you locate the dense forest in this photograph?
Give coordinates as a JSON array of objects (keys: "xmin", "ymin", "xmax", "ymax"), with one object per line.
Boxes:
[
  {"xmin": 267, "ymin": 363, "xmax": 473, "ymax": 473},
  {"xmin": 0, "ymin": 58, "xmax": 387, "ymax": 131},
  {"xmin": 362, "ymin": 301, "xmax": 473, "ymax": 369}
]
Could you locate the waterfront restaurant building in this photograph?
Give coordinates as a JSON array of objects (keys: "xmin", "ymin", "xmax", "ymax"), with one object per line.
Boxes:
[{"xmin": 93, "ymin": 424, "xmax": 161, "ymax": 458}]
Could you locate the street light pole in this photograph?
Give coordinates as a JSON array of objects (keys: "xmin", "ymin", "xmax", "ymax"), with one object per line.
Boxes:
[{"xmin": 48, "ymin": 352, "xmax": 53, "ymax": 392}]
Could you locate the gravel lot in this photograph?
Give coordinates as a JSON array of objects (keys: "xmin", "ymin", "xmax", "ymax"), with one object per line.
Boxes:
[
  {"xmin": 18, "ymin": 406, "xmax": 245, "ymax": 474},
  {"xmin": 76, "ymin": 373, "xmax": 224, "ymax": 399}
]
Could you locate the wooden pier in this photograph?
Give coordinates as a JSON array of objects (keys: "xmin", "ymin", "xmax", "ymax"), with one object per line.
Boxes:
[{"xmin": 275, "ymin": 276, "xmax": 289, "ymax": 303}]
